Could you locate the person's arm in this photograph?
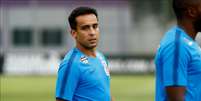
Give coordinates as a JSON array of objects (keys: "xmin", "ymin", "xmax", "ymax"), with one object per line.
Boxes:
[
  {"xmin": 111, "ymin": 95, "xmax": 115, "ymax": 101},
  {"xmin": 166, "ymin": 86, "xmax": 186, "ymax": 101},
  {"xmin": 56, "ymin": 98, "xmax": 68, "ymax": 101},
  {"xmin": 55, "ymin": 54, "xmax": 80, "ymax": 101},
  {"xmin": 160, "ymin": 41, "xmax": 189, "ymax": 101},
  {"xmin": 110, "ymin": 90, "xmax": 115, "ymax": 101}
]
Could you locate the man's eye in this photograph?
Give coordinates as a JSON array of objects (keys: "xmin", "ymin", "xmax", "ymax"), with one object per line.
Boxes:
[
  {"xmin": 93, "ymin": 24, "xmax": 98, "ymax": 29},
  {"xmin": 81, "ymin": 26, "xmax": 89, "ymax": 30}
]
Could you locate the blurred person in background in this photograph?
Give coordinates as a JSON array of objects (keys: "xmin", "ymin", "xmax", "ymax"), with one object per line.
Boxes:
[
  {"xmin": 55, "ymin": 7, "xmax": 112, "ymax": 101},
  {"xmin": 0, "ymin": 52, "xmax": 4, "ymax": 74},
  {"xmin": 155, "ymin": 0, "xmax": 201, "ymax": 101}
]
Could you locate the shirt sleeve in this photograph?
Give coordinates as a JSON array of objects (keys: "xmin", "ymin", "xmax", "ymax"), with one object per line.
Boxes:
[
  {"xmin": 161, "ymin": 41, "xmax": 190, "ymax": 87},
  {"xmin": 55, "ymin": 59, "xmax": 80, "ymax": 100}
]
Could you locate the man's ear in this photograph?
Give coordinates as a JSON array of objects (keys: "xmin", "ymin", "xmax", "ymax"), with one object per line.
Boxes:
[
  {"xmin": 71, "ymin": 30, "xmax": 77, "ymax": 39},
  {"xmin": 187, "ymin": 7, "xmax": 197, "ymax": 18}
]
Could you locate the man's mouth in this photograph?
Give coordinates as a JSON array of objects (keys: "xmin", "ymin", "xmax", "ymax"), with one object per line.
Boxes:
[{"xmin": 89, "ymin": 38, "xmax": 97, "ymax": 42}]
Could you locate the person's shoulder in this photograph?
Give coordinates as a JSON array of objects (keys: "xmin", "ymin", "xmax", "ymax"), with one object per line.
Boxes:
[
  {"xmin": 160, "ymin": 26, "xmax": 192, "ymax": 48},
  {"xmin": 158, "ymin": 27, "xmax": 175, "ymax": 50},
  {"xmin": 159, "ymin": 27, "xmax": 176, "ymax": 47},
  {"xmin": 159, "ymin": 35, "xmax": 193, "ymax": 56},
  {"xmin": 96, "ymin": 51, "xmax": 109, "ymax": 64},
  {"xmin": 171, "ymin": 26, "xmax": 195, "ymax": 48},
  {"xmin": 62, "ymin": 48, "xmax": 78, "ymax": 61},
  {"xmin": 96, "ymin": 51, "xmax": 107, "ymax": 59},
  {"xmin": 63, "ymin": 48, "xmax": 92, "ymax": 65},
  {"xmin": 180, "ymin": 36, "xmax": 197, "ymax": 52},
  {"xmin": 58, "ymin": 48, "xmax": 80, "ymax": 70}
]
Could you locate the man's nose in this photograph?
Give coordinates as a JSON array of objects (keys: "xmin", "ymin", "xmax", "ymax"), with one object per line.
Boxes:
[{"xmin": 89, "ymin": 27, "xmax": 96, "ymax": 35}]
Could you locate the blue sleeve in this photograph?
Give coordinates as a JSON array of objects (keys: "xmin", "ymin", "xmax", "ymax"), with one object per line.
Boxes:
[
  {"xmin": 161, "ymin": 42, "xmax": 190, "ymax": 86},
  {"xmin": 55, "ymin": 60, "xmax": 80, "ymax": 100}
]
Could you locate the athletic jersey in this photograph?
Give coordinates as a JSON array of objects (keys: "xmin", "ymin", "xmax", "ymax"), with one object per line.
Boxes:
[
  {"xmin": 155, "ymin": 26, "xmax": 201, "ymax": 101},
  {"xmin": 55, "ymin": 47, "xmax": 111, "ymax": 101}
]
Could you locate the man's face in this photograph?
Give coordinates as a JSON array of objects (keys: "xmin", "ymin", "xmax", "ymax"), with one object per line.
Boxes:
[
  {"xmin": 193, "ymin": 2, "xmax": 201, "ymax": 32},
  {"xmin": 72, "ymin": 14, "xmax": 99, "ymax": 49}
]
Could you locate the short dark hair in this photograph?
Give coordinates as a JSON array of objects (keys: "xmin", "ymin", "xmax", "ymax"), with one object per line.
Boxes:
[
  {"xmin": 173, "ymin": 0, "xmax": 199, "ymax": 19},
  {"xmin": 68, "ymin": 7, "xmax": 98, "ymax": 30}
]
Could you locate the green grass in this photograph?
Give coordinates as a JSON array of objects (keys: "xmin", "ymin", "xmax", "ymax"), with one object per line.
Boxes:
[
  {"xmin": 111, "ymin": 75, "xmax": 155, "ymax": 101},
  {"xmin": 0, "ymin": 75, "xmax": 155, "ymax": 101}
]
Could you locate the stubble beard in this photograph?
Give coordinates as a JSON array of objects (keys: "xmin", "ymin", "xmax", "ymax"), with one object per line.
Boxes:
[{"xmin": 79, "ymin": 41, "xmax": 97, "ymax": 51}]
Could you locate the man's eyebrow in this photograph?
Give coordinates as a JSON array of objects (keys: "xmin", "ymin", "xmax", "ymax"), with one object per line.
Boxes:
[
  {"xmin": 80, "ymin": 23, "xmax": 98, "ymax": 27},
  {"xmin": 80, "ymin": 24, "xmax": 90, "ymax": 27},
  {"xmin": 93, "ymin": 23, "xmax": 98, "ymax": 25}
]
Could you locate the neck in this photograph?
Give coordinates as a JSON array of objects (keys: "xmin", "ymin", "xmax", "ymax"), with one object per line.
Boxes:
[
  {"xmin": 76, "ymin": 44, "xmax": 96, "ymax": 57},
  {"xmin": 177, "ymin": 19, "xmax": 197, "ymax": 40}
]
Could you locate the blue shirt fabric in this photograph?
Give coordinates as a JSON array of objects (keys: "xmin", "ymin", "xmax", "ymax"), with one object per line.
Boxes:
[
  {"xmin": 155, "ymin": 26, "xmax": 201, "ymax": 101},
  {"xmin": 56, "ymin": 48, "xmax": 111, "ymax": 101}
]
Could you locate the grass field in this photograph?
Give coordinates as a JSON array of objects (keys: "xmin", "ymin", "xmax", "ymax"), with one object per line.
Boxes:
[{"xmin": 0, "ymin": 75, "xmax": 155, "ymax": 101}]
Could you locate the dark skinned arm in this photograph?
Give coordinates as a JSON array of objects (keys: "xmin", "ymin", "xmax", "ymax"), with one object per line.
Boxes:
[
  {"xmin": 56, "ymin": 98, "xmax": 68, "ymax": 101},
  {"xmin": 166, "ymin": 86, "xmax": 186, "ymax": 101},
  {"xmin": 56, "ymin": 99, "xmax": 64, "ymax": 101}
]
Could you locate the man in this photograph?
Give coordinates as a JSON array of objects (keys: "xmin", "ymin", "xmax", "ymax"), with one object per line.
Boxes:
[
  {"xmin": 55, "ymin": 7, "xmax": 111, "ymax": 101},
  {"xmin": 0, "ymin": 53, "xmax": 4, "ymax": 74},
  {"xmin": 155, "ymin": 0, "xmax": 201, "ymax": 101}
]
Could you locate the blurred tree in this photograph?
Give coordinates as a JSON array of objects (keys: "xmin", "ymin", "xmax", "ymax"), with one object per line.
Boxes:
[{"xmin": 130, "ymin": 0, "xmax": 175, "ymax": 28}]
